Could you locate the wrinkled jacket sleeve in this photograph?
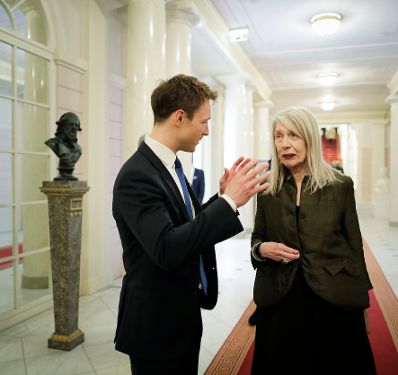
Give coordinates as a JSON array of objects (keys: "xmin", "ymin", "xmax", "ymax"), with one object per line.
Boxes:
[
  {"xmin": 251, "ymin": 193, "xmax": 268, "ymax": 269},
  {"xmin": 342, "ymin": 178, "xmax": 373, "ymax": 290}
]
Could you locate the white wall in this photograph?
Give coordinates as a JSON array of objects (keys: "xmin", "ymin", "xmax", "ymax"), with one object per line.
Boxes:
[{"xmin": 349, "ymin": 122, "xmax": 386, "ymax": 204}]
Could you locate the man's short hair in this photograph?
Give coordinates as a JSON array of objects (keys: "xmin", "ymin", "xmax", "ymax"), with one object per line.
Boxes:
[{"xmin": 151, "ymin": 74, "xmax": 217, "ymax": 122}]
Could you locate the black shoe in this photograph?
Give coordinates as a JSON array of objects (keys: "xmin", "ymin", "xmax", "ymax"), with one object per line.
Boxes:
[{"xmin": 248, "ymin": 309, "xmax": 257, "ymax": 326}]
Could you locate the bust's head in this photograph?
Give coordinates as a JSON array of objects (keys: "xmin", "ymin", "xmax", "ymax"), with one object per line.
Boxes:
[{"xmin": 55, "ymin": 112, "xmax": 81, "ymax": 144}]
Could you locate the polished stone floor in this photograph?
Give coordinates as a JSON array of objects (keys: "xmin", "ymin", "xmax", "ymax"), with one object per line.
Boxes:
[{"xmin": 0, "ymin": 210, "xmax": 396, "ymax": 375}]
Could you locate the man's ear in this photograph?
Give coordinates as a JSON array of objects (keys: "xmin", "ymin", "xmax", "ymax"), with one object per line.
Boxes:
[{"xmin": 175, "ymin": 109, "xmax": 185, "ymax": 126}]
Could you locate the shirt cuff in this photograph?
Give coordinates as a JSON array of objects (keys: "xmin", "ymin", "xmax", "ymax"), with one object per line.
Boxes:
[
  {"xmin": 251, "ymin": 242, "xmax": 267, "ymax": 262},
  {"xmin": 221, "ymin": 194, "xmax": 237, "ymax": 212}
]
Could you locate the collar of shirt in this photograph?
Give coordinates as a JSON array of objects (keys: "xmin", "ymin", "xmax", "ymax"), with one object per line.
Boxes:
[
  {"xmin": 144, "ymin": 135, "xmax": 196, "ymax": 216},
  {"xmin": 144, "ymin": 135, "xmax": 176, "ymax": 170},
  {"xmin": 144, "ymin": 136, "xmax": 237, "ymax": 214}
]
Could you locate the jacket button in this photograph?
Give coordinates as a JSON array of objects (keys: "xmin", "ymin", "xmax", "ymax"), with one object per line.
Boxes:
[{"xmin": 300, "ymin": 214, "xmax": 305, "ymax": 220}]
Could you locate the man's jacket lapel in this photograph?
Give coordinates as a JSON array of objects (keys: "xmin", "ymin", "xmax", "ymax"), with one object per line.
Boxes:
[{"xmin": 138, "ymin": 142, "xmax": 191, "ymax": 222}]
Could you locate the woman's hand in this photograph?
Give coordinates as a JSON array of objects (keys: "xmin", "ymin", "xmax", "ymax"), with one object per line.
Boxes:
[{"xmin": 258, "ymin": 242, "xmax": 300, "ymax": 263}]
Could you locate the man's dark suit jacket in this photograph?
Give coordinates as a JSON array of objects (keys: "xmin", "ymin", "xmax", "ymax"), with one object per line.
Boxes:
[
  {"xmin": 251, "ymin": 173, "xmax": 372, "ymax": 310},
  {"xmin": 112, "ymin": 142, "xmax": 243, "ymax": 360},
  {"xmin": 192, "ymin": 168, "xmax": 205, "ymax": 204}
]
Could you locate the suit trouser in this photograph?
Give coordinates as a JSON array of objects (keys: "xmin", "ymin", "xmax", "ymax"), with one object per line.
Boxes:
[{"xmin": 129, "ymin": 318, "xmax": 202, "ymax": 375}]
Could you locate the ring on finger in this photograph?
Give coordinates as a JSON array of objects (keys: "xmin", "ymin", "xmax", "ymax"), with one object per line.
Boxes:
[{"xmin": 281, "ymin": 258, "xmax": 289, "ymax": 264}]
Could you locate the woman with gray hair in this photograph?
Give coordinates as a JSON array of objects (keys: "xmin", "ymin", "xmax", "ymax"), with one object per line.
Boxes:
[{"xmin": 250, "ymin": 106, "xmax": 375, "ymax": 374}]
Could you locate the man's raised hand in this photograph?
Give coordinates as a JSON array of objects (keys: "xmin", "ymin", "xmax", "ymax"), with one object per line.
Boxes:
[{"xmin": 224, "ymin": 158, "xmax": 269, "ymax": 207}]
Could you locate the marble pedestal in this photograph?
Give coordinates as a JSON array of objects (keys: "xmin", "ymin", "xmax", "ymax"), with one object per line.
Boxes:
[{"xmin": 41, "ymin": 181, "xmax": 89, "ymax": 351}]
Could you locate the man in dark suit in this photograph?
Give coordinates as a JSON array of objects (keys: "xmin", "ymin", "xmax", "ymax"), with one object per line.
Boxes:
[
  {"xmin": 192, "ymin": 167, "xmax": 205, "ymax": 203},
  {"xmin": 112, "ymin": 74, "xmax": 269, "ymax": 375}
]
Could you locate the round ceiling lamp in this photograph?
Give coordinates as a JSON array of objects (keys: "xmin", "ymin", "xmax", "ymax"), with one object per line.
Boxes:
[
  {"xmin": 317, "ymin": 72, "xmax": 339, "ymax": 87},
  {"xmin": 321, "ymin": 101, "xmax": 336, "ymax": 111},
  {"xmin": 311, "ymin": 12, "xmax": 342, "ymax": 36}
]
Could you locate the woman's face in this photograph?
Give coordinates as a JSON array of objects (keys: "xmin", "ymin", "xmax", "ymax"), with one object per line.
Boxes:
[{"xmin": 274, "ymin": 122, "xmax": 307, "ymax": 173}]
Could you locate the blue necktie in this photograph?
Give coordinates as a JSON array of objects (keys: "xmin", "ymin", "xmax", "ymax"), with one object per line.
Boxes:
[{"xmin": 174, "ymin": 158, "xmax": 208, "ymax": 295}]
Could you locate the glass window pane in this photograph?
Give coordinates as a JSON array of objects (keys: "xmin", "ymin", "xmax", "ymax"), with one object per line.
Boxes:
[
  {"xmin": 19, "ymin": 252, "xmax": 51, "ymax": 306},
  {"xmin": 13, "ymin": 1, "xmax": 47, "ymax": 45},
  {"xmin": 0, "ymin": 265, "xmax": 15, "ymax": 314},
  {"xmin": 0, "ymin": 98, "xmax": 12, "ymax": 150},
  {"xmin": 4, "ymin": 0, "xmax": 20, "ymax": 7},
  {"xmin": 20, "ymin": 204, "xmax": 49, "ymax": 255},
  {"xmin": 0, "ymin": 153, "xmax": 12, "ymax": 204},
  {"xmin": 16, "ymin": 102, "xmax": 50, "ymax": 153},
  {"xmin": 0, "ymin": 4, "xmax": 12, "ymax": 29},
  {"xmin": 0, "ymin": 206, "xmax": 15, "ymax": 314},
  {"xmin": 0, "ymin": 206, "xmax": 13, "ymax": 248},
  {"xmin": 12, "ymin": 8, "xmax": 26, "ymax": 37},
  {"xmin": 16, "ymin": 49, "xmax": 49, "ymax": 105},
  {"xmin": 18, "ymin": 204, "xmax": 51, "ymax": 305},
  {"xmin": 17, "ymin": 154, "xmax": 49, "ymax": 202},
  {"xmin": 0, "ymin": 41, "xmax": 12, "ymax": 96}
]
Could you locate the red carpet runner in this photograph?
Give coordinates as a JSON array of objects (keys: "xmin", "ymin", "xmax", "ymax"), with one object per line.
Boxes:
[{"xmin": 205, "ymin": 241, "xmax": 398, "ymax": 375}]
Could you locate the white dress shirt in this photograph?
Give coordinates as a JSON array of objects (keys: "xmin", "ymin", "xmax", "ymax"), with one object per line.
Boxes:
[{"xmin": 144, "ymin": 136, "xmax": 236, "ymax": 213}]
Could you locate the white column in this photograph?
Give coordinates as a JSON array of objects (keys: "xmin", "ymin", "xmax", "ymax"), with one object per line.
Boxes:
[
  {"xmin": 166, "ymin": 0, "xmax": 200, "ymax": 77},
  {"xmin": 194, "ymin": 84, "xmax": 225, "ymax": 202},
  {"xmin": 81, "ymin": 0, "xmax": 113, "ymax": 293},
  {"xmin": 166, "ymin": 0, "xmax": 201, "ymax": 178},
  {"xmin": 253, "ymin": 100, "xmax": 273, "ymax": 161},
  {"xmin": 386, "ymin": 95, "xmax": 398, "ymax": 226},
  {"xmin": 246, "ymin": 83, "xmax": 255, "ymax": 159},
  {"xmin": 218, "ymin": 74, "xmax": 255, "ymax": 232},
  {"xmin": 218, "ymin": 74, "xmax": 253, "ymax": 166},
  {"xmin": 123, "ymin": 0, "xmax": 166, "ymax": 161},
  {"xmin": 209, "ymin": 85, "xmax": 225, "ymax": 200}
]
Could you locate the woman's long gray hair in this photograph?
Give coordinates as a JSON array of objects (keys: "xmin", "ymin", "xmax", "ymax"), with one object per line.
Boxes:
[{"xmin": 267, "ymin": 106, "xmax": 341, "ymax": 195}]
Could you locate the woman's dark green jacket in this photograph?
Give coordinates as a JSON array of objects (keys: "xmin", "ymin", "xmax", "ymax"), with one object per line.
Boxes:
[{"xmin": 251, "ymin": 174, "xmax": 372, "ymax": 310}]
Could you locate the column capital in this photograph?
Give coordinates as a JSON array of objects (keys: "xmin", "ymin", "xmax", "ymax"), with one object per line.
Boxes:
[
  {"xmin": 213, "ymin": 85, "xmax": 225, "ymax": 97},
  {"xmin": 54, "ymin": 50, "xmax": 87, "ymax": 74},
  {"xmin": 386, "ymin": 95, "xmax": 398, "ymax": 104},
  {"xmin": 216, "ymin": 73, "xmax": 250, "ymax": 88},
  {"xmin": 166, "ymin": 0, "xmax": 202, "ymax": 28},
  {"xmin": 198, "ymin": 76, "xmax": 223, "ymax": 94},
  {"xmin": 254, "ymin": 99, "xmax": 274, "ymax": 109}
]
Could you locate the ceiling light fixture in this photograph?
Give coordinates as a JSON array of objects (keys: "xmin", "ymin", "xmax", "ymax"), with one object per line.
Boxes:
[
  {"xmin": 321, "ymin": 101, "xmax": 336, "ymax": 111},
  {"xmin": 317, "ymin": 72, "xmax": 339, "ymax": 87},
  {"xmin": 229, "ymin": 27, "xmax": 249, "ymax": 42},
  {"xmin": 310, "ymin": 12, "xmax": 342, "ymax": 36}
]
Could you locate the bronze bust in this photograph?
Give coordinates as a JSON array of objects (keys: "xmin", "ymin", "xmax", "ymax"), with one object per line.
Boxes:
[{"xmin": 45, "ymin": 112, "xmax": 82, "ymax": 181}]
